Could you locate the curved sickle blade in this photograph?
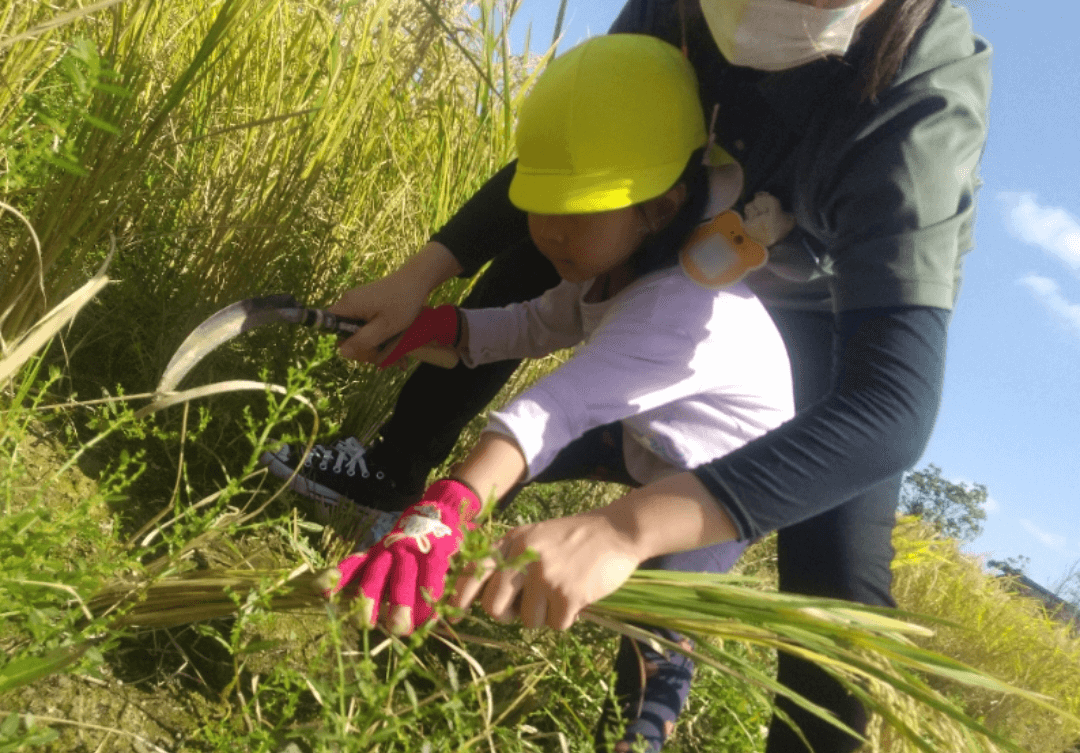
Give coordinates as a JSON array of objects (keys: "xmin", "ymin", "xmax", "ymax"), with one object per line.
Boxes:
[
  {"xmin": 155, "ymin": 294, "xmax": 459, "ymax": 394},
  {"xmin": 156, "ymin": 294, "xmax": 301, "ymax": 394}
]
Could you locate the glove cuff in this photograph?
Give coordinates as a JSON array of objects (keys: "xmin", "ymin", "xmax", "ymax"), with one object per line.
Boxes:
[
  {"xmin": 427, "ymin": 477, "xmax": 482, "ymax": 522},
  {"xmin": 430, "ymin": 304, "xmax": 462, "ymax": 347}
]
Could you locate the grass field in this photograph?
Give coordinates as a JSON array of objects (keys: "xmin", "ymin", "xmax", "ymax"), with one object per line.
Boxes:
[{"xmin": 3, "ymin": 2, "xmax": 1080, "ymax": 751}]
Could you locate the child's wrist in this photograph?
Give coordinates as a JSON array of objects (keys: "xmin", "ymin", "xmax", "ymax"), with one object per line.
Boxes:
[
  {"xmin": 426, "ymin": 478, "xmax": 483, "ymax": 523},
  {"xmin": 601, "ymin": 473, "xmax": 740, "ymax": 561},
  {"xmin": 455, "ymin": 311, "xmax": 470, "ymax": 355}
]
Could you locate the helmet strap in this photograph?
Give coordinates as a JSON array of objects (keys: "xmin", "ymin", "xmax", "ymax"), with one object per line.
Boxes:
[
  {"xmin": 678, "ymin": 0, "xmax": 689, "ymax": 56},
  {"xmin": 703, "ymin": 104, "xmax": 721, "ymax": 166}
]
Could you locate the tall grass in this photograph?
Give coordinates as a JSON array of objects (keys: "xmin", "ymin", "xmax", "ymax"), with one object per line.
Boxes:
[
  {"xmin": 0, "ymin": 1, "xmax": 570, "ymax": 748},
  {"xmin": 885, "ymin": 518, "xmax": 1080, "ymax": 753},
  {"xmin": 1, "ymin": 0, "xmax": 538, "ymax": 358}
]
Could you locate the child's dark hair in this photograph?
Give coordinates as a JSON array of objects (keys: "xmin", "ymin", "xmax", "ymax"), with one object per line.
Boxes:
[{"xmin": 632, "ymin": 147, "xmax": 710, "ymax": 277}]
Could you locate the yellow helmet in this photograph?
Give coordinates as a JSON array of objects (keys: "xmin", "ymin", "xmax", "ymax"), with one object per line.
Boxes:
[{"xmin": 509, "ymin": 34, "xmax": 707, "ymax": 215}]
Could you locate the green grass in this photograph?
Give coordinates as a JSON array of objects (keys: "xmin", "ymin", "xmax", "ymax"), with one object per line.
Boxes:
[{"xmin": 3, "ymin": 2, "xmax": 1080, "ymax": 752}]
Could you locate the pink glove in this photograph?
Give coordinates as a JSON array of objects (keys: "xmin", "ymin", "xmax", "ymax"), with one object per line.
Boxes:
[
  {"xmin": 332, "ymin": 479, "xmax": 481, "ymax": 633},
  {"xmin": 378, "ymin": 304, "xmax": 459, "ymax": 370}
]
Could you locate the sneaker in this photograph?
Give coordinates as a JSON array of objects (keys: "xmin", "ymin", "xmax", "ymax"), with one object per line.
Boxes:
[
  {"xmin": 260, "ymin": 436, "xmax": 420, "ymax": 509},
  {"xmin": 260, "ymin": 437, "xmax": 406, "ymax": 548}
]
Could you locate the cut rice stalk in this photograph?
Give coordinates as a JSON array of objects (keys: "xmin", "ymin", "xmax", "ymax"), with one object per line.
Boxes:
[
  {"xmin": 88, "ymin": 567, "xmax": 335, "ymax": 628},
  {"xmin": 85, "ymin": 566, "xmax": 1075, "ymax": 752}
]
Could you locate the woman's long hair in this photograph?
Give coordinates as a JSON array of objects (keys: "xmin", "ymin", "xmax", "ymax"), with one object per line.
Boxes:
[{"xmin": 854, "ymin": 0, "xmax": 942, "ymax": 102}]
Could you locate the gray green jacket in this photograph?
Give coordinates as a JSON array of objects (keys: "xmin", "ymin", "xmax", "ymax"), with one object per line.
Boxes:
[{"xmin": 437, "ymin": 0, "xmax": 991, "ymax": 315}]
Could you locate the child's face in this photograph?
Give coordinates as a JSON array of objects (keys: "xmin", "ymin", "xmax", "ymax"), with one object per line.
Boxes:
[{"xmin": 527, "ymin": 207, "xmax": 649, "ymax": 283}]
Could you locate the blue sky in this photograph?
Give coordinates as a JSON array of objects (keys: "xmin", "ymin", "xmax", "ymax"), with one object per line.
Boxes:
[{"xmin": 506, "ymin": 0, "xmax": 1080, "ymax": 593}]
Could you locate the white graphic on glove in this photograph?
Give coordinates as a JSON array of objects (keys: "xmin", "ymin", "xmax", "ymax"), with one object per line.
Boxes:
[{"xmin": 383, "ymin": 504, "xmax": 453, "ymax": 554}]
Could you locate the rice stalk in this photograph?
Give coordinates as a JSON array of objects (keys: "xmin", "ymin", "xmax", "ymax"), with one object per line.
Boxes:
[
  {"xmin": 0, "ymin": 0, "xmax": 125, "ymax": 52},
  {"xmin": 84, "ymin": 566, "xmax": 1075, "ymax": 751},
  {"xmin": 887, "ymin": 518, "xmax": 1080, "ymax": 752},
  {"xmin": 589, "ymin": 571, "xmax": 1076, "ymax": 751},
  {"xmin": 3, "ymin": 0, "xmax": 256, "ymax": 339},
  {"xmin": 3, "ymin": 0, "xmax": 514, "ymax": 339},
  {"xmin": 4, "ymin": 0, "xmax": 549, "ymax": 426},
  {"xmin": 88, "ymin": 566, "xmax": 333, "ymax": 628}
]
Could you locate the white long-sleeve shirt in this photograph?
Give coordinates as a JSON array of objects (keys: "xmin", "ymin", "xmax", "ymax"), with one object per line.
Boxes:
[{"xmin": 460, "ymin": 267, "xmax": 795, "ymax": 485}]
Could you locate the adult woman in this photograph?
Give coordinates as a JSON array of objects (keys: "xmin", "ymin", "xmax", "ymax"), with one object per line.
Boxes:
[{"xmin": 303, "ymin": 1, "xmax": 990, "ymax": 750}]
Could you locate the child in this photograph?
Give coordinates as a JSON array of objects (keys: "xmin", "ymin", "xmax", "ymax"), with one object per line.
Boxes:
[{"xmin": 264, "ymin": 34, "xmax": 794, "ymax": 752}]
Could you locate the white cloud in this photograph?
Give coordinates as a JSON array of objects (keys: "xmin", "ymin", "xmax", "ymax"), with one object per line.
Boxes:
[
  {"xmin": 1019, "ymin": 518, "xmax": 1067, "ymax": 552},
  {"xmin": 999, "ymin": 191, "xmax": 1080, "ymax": 273},
  {"xmin": 1018, "ymin": 274, "xmax": 1080, "ymax": 337}
]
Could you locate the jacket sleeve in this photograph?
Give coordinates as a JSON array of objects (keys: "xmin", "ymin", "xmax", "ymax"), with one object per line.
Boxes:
[
  {"xmin": 429, "ymin": 161, "xmax": 531, "ymax": 278},
  {"xmin": 458, "ymin": 282, "xmax": 587, "ymax": 366},
  {"xmin": 483, "ymin": 276, "xmax": 792, "ymax": 480},
  {"xmin": 692, "ymin": 305, "xmax": 949, "ymax": 540}
]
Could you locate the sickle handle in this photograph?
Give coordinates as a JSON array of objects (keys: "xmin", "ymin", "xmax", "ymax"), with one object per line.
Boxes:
[
  {"xmin": 296, "ymin": 308, "xmax": 366, "ymax": 338},
  {"xmin": 302, "ymin": 308, "xmax": 458, "ymax": 369}
]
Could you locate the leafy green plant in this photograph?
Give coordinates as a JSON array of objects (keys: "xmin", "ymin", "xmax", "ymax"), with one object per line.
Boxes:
[{"xmin": 0, "ymin": 367, "xmax": 136, "ymax": 697}]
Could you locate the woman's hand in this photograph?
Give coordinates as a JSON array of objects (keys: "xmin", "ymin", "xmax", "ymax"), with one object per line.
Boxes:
[
  {"xmin": 330, "ymin": 241, "xmax": 462, "ymax": 363},
  {"xmin": 450, "ymin": 472, "xmax": 740, "ymax": 630},
  {"xmin": 450, "ymin": 510, "xmax": 643, "ymax": 630}
]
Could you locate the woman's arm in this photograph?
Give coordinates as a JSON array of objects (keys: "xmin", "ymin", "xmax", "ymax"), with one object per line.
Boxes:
[
  {"xmin": 330, "ymin": 241, "xmax": 463, "ymax": 362},
  {"xmin": 693, "ymin": 305, "xmax": 949, "ymax": 540},
  {"xmin": 331, "ymin": 162, "xmax": 531, "ymax": 363},
  {"xmin": 490, "ymin": 301, "xmax": 947, "ymax": 564},
  {"xmin": 429, "ymin": 161, "xmax": 529, "ymax": 277}
]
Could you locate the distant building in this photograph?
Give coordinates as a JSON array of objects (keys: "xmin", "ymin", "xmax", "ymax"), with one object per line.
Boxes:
[{"xmin": 988, "ymin": 560, "xmax": 1080, "ymax": 635}]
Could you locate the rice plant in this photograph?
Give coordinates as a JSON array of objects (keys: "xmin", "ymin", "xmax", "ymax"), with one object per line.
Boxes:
[
  {"xmin": 886, "ymin": 518, "xmax": 1080, "ymax": 753},
  {"xmin": 75, "ymin": 550, "xmax": 1073, "ymax": 752},
  {"xmin": 1, "ymin": 0, "xmax": 534, "ymax": 363}
]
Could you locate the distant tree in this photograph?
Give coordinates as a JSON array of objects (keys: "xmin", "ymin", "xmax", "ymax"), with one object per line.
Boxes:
[
  {"xmin": 988, "ymin": 555, "xmax": 1031, "ymax": 578},
  {"xmin": 1000, "ymin": 554, "xmax": 1031, "ymax": 575},
  {"xmin": 1052, "ymin": 558, "xmax": 1080, "ymax": 607},
  {"xmin": 899, "ymin": 464, "xmax": 988, "ymax": 542}
]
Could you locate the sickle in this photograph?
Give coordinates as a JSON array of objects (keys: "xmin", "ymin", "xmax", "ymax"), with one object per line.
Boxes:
[{"xmin": 155, "ymin": 294, "xmax": 458, "ymax": 394}]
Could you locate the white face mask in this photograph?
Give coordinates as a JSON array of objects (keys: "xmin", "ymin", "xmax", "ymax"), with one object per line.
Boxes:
[{"xmin": 701, "ymin": 0, "xmax": 871, "ymax": 72}]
